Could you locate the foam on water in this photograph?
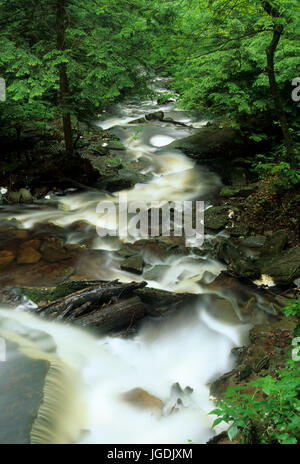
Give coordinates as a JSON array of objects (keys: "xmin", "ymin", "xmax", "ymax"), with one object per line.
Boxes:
[{"xmin": 0, "ymin": 298, "xmax": 250, "ymax": 444}]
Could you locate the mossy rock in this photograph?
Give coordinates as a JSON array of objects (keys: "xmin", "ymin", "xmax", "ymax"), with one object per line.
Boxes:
[
  {"xmin": 121, "ymin": 255, "xmax": 144, "ymax": 275},
  {"xmin": 107, "ymin": 141, "xmax": 127, "ymax": 150},
  {"xmin": 204, "ymin": 206, "xmax": 231, "ymax": 231},
  {"xmin": 220, "ymin": 184, "xmax": 258, "ymax": 198}
]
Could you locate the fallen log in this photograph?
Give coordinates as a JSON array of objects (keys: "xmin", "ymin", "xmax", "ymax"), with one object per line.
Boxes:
[
  {"xmin": 21, "ymin": 279, "xmax": 117, "ymax": 305},
  {"xmin": 74, "ymin": 296, "xmax": 145, "ymax": 332},
  {"xmin": 35, "ymin": 281, "xmax": 148, "ymax": 335}
]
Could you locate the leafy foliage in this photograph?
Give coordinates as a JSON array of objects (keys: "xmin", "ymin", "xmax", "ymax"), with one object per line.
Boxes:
[
  {"xmin": 210, "ymin": 358, "xmax": 300, "ymax": 444},
  {"xmin": 282, "ymin": 299, "xmax": 300, "ymax": 317},
  {"xmin": 0, "ymin": 0, "xmax": 154, "ymax": 139}
]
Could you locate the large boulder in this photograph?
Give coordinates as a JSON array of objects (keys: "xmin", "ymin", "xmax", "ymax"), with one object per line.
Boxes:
[
  {"xmin": 257, "ymin": 246, "xmax": 300, "ymax": 285},
  {"xmin": 260, "ymin": 230, "xmax": 288, "ymax": 257},
  {"xmin": 145, "ymin": 111, "xmax": 164, "ymax": 121},
  {"xmin": 0, "ymin": 250, "xmax": 15, "ymax": 267},
  {"xmin": 17, "ymin": 247, "xmax": 41, "ymax": 265},
  {"xmin": 121, "ymin": 255, "xmax": 144, "ymax": 275},
  {"xmin": 215, "ymin": 238, "xmax": 259, "ymax": 279},
  {"xmin": 104, "ymin": 168, "xmax": 150, "ymax": 192},
  {"xmin": 165, "ymin": 127, "xmax": 240, "ymax": 159},
  {"xmin": 204, "ymin": 206, "xmax": 231, "ymax": 231}
]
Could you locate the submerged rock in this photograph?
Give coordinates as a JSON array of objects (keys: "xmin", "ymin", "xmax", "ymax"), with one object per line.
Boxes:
[
  {"xmin": 17, "ymin": 247, "xmax": 42, "ymax": 265},
  {"xmin": 41, "ymin": 239, "xmax": 69, "ymax": 263},
  {"xmin": 121, "ymin": 388, "xmax": 163, "ymax": 416},
  {"xmin": 121, "ymin": 255, "xmax": 144, "ymax": 275},
  {"xmin": 0, "ymin": 250, "xmax": 15, "ymax": 267},
  {"xmin": 144, "ymin": 265, "xmax": 169, "ymax": 281}
]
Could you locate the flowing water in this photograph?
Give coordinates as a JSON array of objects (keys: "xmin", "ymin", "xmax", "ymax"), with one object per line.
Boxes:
[{"xmin": 0, "ymin": 78, "xmax": 262, "ymax": 444}]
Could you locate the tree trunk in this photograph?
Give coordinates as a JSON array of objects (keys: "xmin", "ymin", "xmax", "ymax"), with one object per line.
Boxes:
[
  {"xmin": 262, "ymin": 1, "xmax": 295, "ymax": 168},
  {"xmin": 57, "ymin": 0, "xmax": 73, "ymax": 155}
]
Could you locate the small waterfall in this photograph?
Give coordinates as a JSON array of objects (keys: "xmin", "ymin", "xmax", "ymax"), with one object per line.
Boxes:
[{"xmin": 0, "ymin": 312, "xmax": 84, "ymax": 444}]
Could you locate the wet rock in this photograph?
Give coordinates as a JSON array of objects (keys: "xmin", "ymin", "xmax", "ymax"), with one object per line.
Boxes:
[
  {"xmin": 7, "ymin": 189, "xmax": 32, "ymax": 204},
  {"xmin": 121, "ymin": 255, "xmax": 144, "ymax": 275},
  {"xmin": 8, "ymin": 191, "xmax": 21, "ymax": 204},
  {"xmin": 257, "ymin": 246, "xmax": 300, "ymax": 285},
  {"xmin": 204, "ymin": 206, "xmax": 231, "ymax": 231},
  {"xmin": 93, "ymin": 143, "xmax": 109, "ymax": 156},
  {"xmin": 0, "ymin": 337, "xmax": 50, "ymax": 444},
  {"xmin": 121, "ymin": 388, "xmax": 163, "ymax": 416},
  {"xmin": 129, "ymin": 236, "xmax": 187, "ymax": 261},
  {"xmin": 210, "ymin": 310, "xmax": 299, "ymax": 402},
  {"xmin": 239, "ymin": 235, "xmax": 266, "ymax": 248},
  {"xmin": 249, "ymin": 323, "xmax": 295, "ymax": 348},
  {"xmin": 0, "ymin": 218, "xmax": 22, "ymax": 229},
  {"xmin": 206, "ymin": 272, "xmax": 280, "ymax": 317},
  {"xmin": 19, "ymin": 188, "xmax": 32, "ymax": 203},
  {"xmin": 144, "ymin": 265, "xmax": 169, "ymax": 281},
  {"xmin": 260, "ymin": 229, "xmax": 287, "ymax": 257},
  {"xmin": 117, "ymin": 244, "xmax": 140, "ymax": 259},
  {"xmin": 215, "ymin": 239, "xmax": 259, "ymax": 279},
  {"xmin": 0, "ymin": 261, "xmax": 75, "ymax": 287},
  {"xmin": 0, "ymin": 250, "xmax": 15, "ymax": 267},
  {"xmin": 145, "ymin": 111, "xmax": 164, "ymax": 121},
  {"xmin": 107, "ymin": 141, "xmax": 126, "ymax": 150},
  {"xmin": 220, "ymin": 184, "xmax": 258, "ymax": 198},
  {"xmin": 105, "ymin": 169, "xmax": 149, "ymax": 192},
  {"xmin": 17, "ymin": 247, "xmax": 42, "ymax": 265},
  {"xmin": 8, "ymin": 229, "xmax": 29, "ymax": 240},
  {"xmin": 41, "ymin": 239, "xmax": 69, "ymax": 263},
  {"xmin": 130, "ymin": 117, "xmax": 146, "ymax": 124},
  {"xmin": 21, "ymin": 239, "xmax": 41, "ymax": 251},
  {"xmin": 165, "ymin": 127, "xmax": 240, "ymax": 158},
  {"xmin": 134, "ymin": 287, "xmax": 195, "ymax": 315},
  {"xmin": 210, "ymin": 298, "xmax": 241, "ymax": 324},
  {"xmin": 227, "ymin": 224, "xmax": 250, "ymax": 237}
]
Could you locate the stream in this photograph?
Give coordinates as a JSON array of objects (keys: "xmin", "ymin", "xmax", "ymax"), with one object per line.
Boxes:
[{"xmin": 0, "ymin": 78, "xmax": 269, "ymax": 444}]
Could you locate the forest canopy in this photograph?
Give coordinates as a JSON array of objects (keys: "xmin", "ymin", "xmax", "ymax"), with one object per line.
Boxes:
[{"xmin": 0, "ymin": 0, "xmax": 299, "ymax": 170}]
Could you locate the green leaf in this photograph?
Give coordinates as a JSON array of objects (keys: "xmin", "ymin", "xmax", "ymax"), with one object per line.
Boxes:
[{"xmin": 227, "ymin": 425, "xmax": 239, "ymax": 442}]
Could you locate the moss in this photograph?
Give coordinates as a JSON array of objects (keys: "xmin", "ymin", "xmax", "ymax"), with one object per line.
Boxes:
[{"xmin": 21, "ymin": 279, "xmax": 106, "ymax": 304}]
